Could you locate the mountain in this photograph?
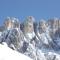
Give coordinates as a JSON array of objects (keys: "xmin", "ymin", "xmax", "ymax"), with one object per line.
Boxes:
[{"xmin": 0, "ymin": 16, "xmax": 60, "ymax": 60}]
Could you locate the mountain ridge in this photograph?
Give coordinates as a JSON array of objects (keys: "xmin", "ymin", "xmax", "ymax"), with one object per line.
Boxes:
[{"xmin": 0, "ymin": 16, "xmax": 60, "ymax": 60}]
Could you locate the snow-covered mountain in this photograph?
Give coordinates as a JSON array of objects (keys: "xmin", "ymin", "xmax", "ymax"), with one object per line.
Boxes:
[{"xmin": 0, "ymin": 16, "xmax": 60, "ymax": 60}]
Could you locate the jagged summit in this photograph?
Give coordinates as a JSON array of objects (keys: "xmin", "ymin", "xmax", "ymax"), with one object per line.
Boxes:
[
  {"xmin": 0, "ymin": 16, "xmax": 60, "ymax": 60},
  {"xmin": 24, "ymin": 16, "xmax": 35, "ymax": 33},
  {"xmin": 4, "ymin": 17, "xmax": 20, "ymax": 30}
]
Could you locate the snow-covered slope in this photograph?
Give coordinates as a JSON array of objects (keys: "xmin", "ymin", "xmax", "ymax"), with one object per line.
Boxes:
[{"xmin": 0, "ymin": 43, "xmax": 33, "ymax": 60}]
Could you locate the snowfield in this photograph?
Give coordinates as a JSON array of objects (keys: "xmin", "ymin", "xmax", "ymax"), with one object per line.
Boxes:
[{"xmin": 0, "ymin": 43, "xmax": 33, "ymax": 60}]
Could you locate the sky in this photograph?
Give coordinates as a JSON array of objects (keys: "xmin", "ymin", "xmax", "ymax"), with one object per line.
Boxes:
[{"xmin": 0, "ymin": 0, "xmax": 60, "ymax": 25}]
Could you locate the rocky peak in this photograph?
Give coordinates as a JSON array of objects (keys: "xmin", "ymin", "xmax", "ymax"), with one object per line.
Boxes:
[
  {"xmin": 4, "ymin": 17, "xmax": 20, "ymax": 30},
  {"xmin": 48, "ymin": 18, "xmax": 60, "ymax": 37},
  {"xmin": 24, "ymin": 16, "xmax": 35, "ymax": 33},
  {"xmin": 38, "ymin": 19, "xmax": 47, "ymax": 33}
]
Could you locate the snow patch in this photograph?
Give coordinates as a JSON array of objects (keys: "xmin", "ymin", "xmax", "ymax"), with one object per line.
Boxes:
[{"xmin": 25, "ymin": 32, "xmax": 35, "ymax": 40}]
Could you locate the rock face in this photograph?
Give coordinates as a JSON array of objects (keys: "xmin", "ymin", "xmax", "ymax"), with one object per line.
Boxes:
[
  {"xmin": 0, "ymin": 17, "xmax": 60, "ymax": 60},
  {"xmin": 38, "ymin": 19, "xmax": 47, "ymax": 33},
  {"xmin": 0, "ymin": 26, "xmax": 5, "ymax": 32},
  {"xmin": 4, "ymin": 17, "xmax": 20, "ymax": 30},
  {"xmin": 23, "ymin": 16, "xmax": 35, "ymax": 40},
  {"xmin": 24, "ymin": 16, "xmax": 35, "ymax": 33},
  {"xmin": 48, "ymin": 18, "xmax": 60, "ymax": 40}
]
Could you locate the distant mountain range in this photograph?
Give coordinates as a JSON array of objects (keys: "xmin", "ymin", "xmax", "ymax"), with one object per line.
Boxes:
[{"xmin": 0, "ymin": 16, "xmax": 60, "ymax": 60}]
